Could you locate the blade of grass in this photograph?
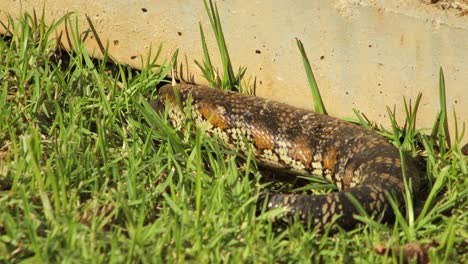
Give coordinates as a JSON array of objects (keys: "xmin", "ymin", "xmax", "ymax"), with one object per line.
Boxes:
[
  {"xmin": 431, "ymin": 67, "xmax": 451, "ymax": 155},
  {"xmin": 402, "ymin": 94, "xmax": 422, "ymax": 149},
  {"xmin": 386, "ymin": 106, "xmax": 415, "ymax": 230},
  {"xmin": 203, "ymin": 0, "xmax": 235, "ymax": 88},
  {"xmin": 414, "ymin": 167, "xmax": 448, "ymax": 226},
  {"xmin": 295, "ymin": 38, "xmax": 327, "ymax": 115},
  {"xmin": 194, "ymin": 23, "xmax": 217, "ymax": 87}
]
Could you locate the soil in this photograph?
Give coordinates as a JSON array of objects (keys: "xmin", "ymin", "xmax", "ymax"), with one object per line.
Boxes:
[{"xmin": 424, "ymin": 0, "xmax": 468, "ymax": 15}]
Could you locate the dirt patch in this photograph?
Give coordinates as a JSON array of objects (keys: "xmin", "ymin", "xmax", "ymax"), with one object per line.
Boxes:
[{"xmin": 424, "ymin": 0, "xmax": 468, "ymax": 15}]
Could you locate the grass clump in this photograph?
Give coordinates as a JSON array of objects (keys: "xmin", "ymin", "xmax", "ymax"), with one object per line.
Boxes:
[{"xmin": 1, "ymin": 4, "xmax": 467, "ymax": 264}]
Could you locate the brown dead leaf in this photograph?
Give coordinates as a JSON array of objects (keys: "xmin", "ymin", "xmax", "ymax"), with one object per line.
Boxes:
[
  {"xmin": 374, "ymin": 240, "xmax": 439, "ymax": 264},
  {"xmin": 0, "ymin": 140, "xmax": 11, "ymax": 161},
  {"xmin": 461, "ymin": 143, "xmax": 468, "ymax": 156}
]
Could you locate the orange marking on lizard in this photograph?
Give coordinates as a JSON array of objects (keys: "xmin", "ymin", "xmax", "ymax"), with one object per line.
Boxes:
[
  {"xmin": 252, "ymin": 130, "xmax": 275, "ymax": 153},
  {"xmin": 160, "ymin": 89, "xmax": 178, "ymax": 107},
  {"xmin": 198, "ymin": 101, "xmax": 229, "ymax": 130},
  {"xmin": 323, "ymin": 145, "xmax": 337, "ymax": 173},
  {"xmin": 343, "ymin": 170, "xmax": 354, "ymax": 190},
  {"xmin": 290, "ymin": 135, "xmax": 313, "ymax": 169}
]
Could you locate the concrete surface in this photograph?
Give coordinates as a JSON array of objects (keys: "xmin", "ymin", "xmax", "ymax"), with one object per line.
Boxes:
[{"xmin": 1, "ymin": 0, "xmax": 467, "ymax": 144}]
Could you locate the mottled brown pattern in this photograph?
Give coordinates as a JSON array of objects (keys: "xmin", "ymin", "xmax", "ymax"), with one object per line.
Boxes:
[{"xmin": 152, "ymin": 84, "xmax": 423, "ymax": 229}]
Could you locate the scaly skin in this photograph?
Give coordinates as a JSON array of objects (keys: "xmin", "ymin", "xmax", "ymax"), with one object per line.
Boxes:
[{"xmin": 152, "ymin": 83, "xmax": 422, "ymax": 229}]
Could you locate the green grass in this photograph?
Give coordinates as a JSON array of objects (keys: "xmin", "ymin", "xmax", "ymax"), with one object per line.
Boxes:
[{"xmin": 1, "ymin": 6, "xmax": 467, "ymax": 264}]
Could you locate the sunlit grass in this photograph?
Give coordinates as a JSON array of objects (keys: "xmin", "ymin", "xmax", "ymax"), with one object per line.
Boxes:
[{"xmin": 1, "ymin": 3, "xmax": 467, "ymax": 263}]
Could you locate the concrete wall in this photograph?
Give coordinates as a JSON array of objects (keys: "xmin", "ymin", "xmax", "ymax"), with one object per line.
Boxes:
[{"xmin": 1, "ymin": 0, "xmax": 467, "ymax": 144}]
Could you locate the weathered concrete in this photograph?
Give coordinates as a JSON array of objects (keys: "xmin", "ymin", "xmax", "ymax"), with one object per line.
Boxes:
[{"xmin": 1, "ymin": 0, "xmax": 467, "ymax": 144}]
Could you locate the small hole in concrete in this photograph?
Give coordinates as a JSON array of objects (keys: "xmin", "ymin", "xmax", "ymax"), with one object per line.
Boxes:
[
  {"xmin": 368, "ymin": 44, "xmax": 372, "ymax": 47},
  {"xmin": 142, "ymin": 8, "xmax": 148, "ymax": 12},
  {"xmin": 177, "ymin": 32, "xmax": 182, "ymax": 36},
  {"xmin": 131, "ymin": 56, "xmax": 137, "ymax": 60},
  {"xmin": 345, "ymin": 91, "xmax": 349, "ymax": 95},
  {"xmin": 255, "ymin": 49, "xmax": 261, "ymax": 54},
  {"xmin": 113, "ymin": 40, "xmax": 119, "ymax": 45},
  {"xmin": 259, "ymin": 80, "xmax": 263, "ymax": 85},
  {"xmin": 455, "ymin": 100, "xmax": 458, "ymax": 104},
  {"xmin": 320, "ymin": 55, "xmax": 325, "ymax": 60}
]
